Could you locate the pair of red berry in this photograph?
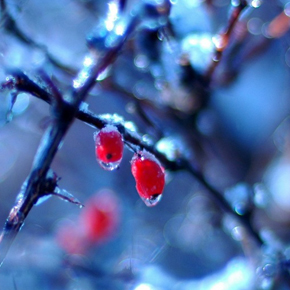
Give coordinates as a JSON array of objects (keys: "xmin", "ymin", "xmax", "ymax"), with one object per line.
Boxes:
[{"xmin": 95, "ymin": 125, "xmax": 165, "ymax": 206}]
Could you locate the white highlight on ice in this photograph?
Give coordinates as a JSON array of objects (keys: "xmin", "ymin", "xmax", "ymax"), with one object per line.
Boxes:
[{"xmin": 105, "ymin": 1, "xmax": 119, "ymax": 32}]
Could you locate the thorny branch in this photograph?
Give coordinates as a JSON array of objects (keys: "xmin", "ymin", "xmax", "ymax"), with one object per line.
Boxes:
[
  {"xmin": 0, "ymin": 0, "xmax": 266, "ymax": 269},
  {"xmin": 0, "ymin": 0, "xmax": 139, "ymax": 265},
  {"xmin": 1, "ymin": 69, "xmax": 263, "ymax": 247}
]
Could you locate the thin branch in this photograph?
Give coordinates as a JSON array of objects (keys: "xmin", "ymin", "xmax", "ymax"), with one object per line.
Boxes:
[
  {"xmin": 205, "ymin": 0, "xmax": 249, "ymax": 81},
  {"xmin": 0, "ymin": 8, "xmax": 139, "ymax": 266},
  {"xmin": 2, "ymin": 70, "xmax": 263, "ymax": 246}
]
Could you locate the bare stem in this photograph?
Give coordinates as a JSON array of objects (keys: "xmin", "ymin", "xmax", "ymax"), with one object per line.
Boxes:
[
  {"xmin": 0, "ymin": 12, "xmax": 138, "ymax": 266},
  {"xmin": 205, "ymin": 0, "xmax": 248, "ymax": 81},
  {"xmin": 4, "ymin": 70, "xmax": 263, "ymax": 247}
]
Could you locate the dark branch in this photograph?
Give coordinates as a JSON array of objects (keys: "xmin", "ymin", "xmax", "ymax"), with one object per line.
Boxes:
[
  {"xmin": 0, "ymin": 6, "xmax": 139, "ymax": 266},
  {"xmin": 2, "ymin": 69, "xmax": 263, "ymax": 246},
  {"xmin": 205, "ymin": 0, "xmax": 249, "ymax": 81}
]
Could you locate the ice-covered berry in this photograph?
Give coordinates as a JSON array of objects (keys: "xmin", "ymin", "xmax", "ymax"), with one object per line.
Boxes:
[
  {"xmin": 94, "ymin": 125, "xmax": 124, "ymax": 170},
  {"xmin": 131, "ymin": 150, "xmax": 165, "ymax": 207}
]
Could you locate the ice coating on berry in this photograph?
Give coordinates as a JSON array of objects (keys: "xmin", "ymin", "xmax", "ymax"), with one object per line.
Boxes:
[
  {"xmin": 98, "ymin": 160, "xmax": 122, "ymax": 171},
  {"xmin": 142, "ymin": 194, "xmax": 163, "ymax": 207},
  {"xmin": 99, "ymin": 124, "xmax": 119, "ymax": 134},
  {"xmin": 131, "ymin": 150, "xmax": 165, "ymax": 206},
  {"xmin": 134, "ymin": 149, "xmax": 162, "ymax": 166},
  {"xmin": 94, "ymin": 125, "xmax": 124, "ymax": 170}
]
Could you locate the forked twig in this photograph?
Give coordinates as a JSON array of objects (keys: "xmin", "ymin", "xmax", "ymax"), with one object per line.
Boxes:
[
  {"xmin": 2, "ymin": 69, "xmax": 263, "ymax": 247},
  {"xmin": 0, "ymin": 7, "xmax": 139, "ymax": 265},
  {"xmin": 205, "ymin": 0, "xmax": 249, "ymax": 81}
]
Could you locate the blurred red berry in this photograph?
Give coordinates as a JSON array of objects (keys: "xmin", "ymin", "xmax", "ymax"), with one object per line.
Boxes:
[
  {"xmin": 79, "ymin": 189, "xmax": 120, "ymax": 243},
  {"xmin": 131, "ymin": 150, "xmax": 165, "ymax": 206},
  {"xmin": 95, "ymin": 125, "xmax": 124, "ymax": 165}
]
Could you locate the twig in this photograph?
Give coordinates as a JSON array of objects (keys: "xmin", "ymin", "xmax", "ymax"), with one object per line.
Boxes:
[
  {"xmin": 0, "ymin": 8, "xmax": 139, "ymax": 266},
  {"xmin": 205, "ymin": 0, "xmax": 249, "ymax": 81},
  {"xmin": 2, "ymin": 70, "xmax": 263, "ymax": 246}
]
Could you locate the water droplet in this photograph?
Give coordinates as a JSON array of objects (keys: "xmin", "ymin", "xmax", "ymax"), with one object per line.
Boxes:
[
  {"xmin": 98, "ymin": 160, "xmax": 121, "ymax": 171},
  {"xmin": 125, "ymin": 102, "xmax": 136, "ymax": 114},
  {"xmin": 247, "ymin": 18, "xmax": 263, "ymax": 35},
  {"xmin": 231, "ymin": 0, "xmax": 240, "ymax": 6},
  {"xmin": 224, "ymin": 183, "xmax": 251, "ymax": 214},
  {"xmin": 253, "ymin": 183, "xmax": 269, "ymax": 208},
  {"xmin": 134, "ymin": 54, "xmax": 149, "ymax": 70},
  {"xmin": 142, "ymin": 194, "xmax": 162, "ymax": 207},
  {"xmin": 231, "ymin": 226, "xmax": 244, "ymax": 241},
  {"xmin": 262, "ymin": 263, "xmax": 276, "ymax": 277},
  {"xmin": 285, "ymin": 2, "xmax": 290, "ymax": 16},
  {"xmin": 250, "ymin": 0, "xmax": 262, "ymax": 8}
]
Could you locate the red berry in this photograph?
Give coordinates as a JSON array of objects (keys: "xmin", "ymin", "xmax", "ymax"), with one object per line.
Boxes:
[
  {"xmin": 131, "ymin": 150, "xmax": 165, "ymax": 206},
  {"xmin": 79, "ymin": 190, "xmax": 120, "ymax": 243},
  {"xmin": 95, "ymin": 125, "xmax": 124, "ymax": 170}
]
